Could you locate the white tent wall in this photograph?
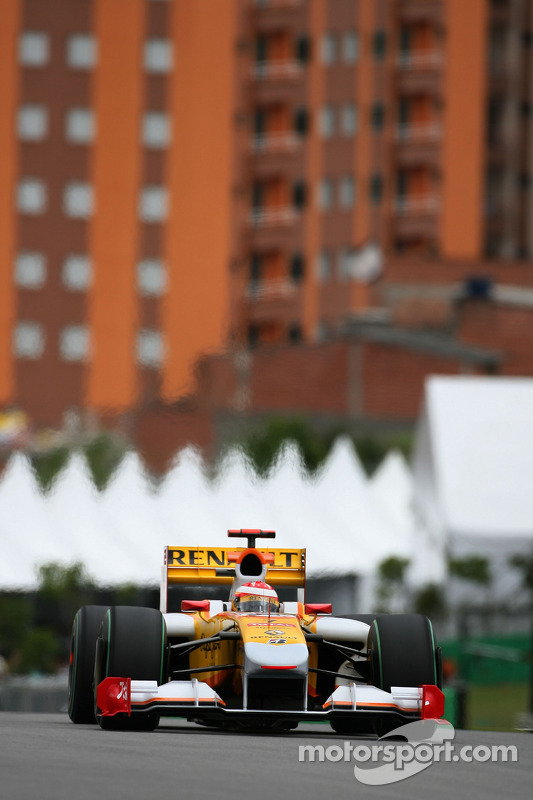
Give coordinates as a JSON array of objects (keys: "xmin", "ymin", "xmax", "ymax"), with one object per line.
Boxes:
[
  {"xmin": 412, "ymin": 375, "xmax": 533, "ymax": 617},
  {"xmin": 0, "ymin": 437, "xmax": 424, "ymax": 615}
]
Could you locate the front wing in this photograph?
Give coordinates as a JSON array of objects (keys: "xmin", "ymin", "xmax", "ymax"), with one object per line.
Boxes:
[{"xmin": 96, "ymin": 677, "xmax": 445, "ymax": 725}]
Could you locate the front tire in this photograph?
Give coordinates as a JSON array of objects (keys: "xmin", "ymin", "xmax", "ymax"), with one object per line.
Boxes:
[
  {"xmin": 95, "ymin": 606, "xmax": 166, "ymax": 731},
  {"xmin": 68, "ymin": 605, "xmax": 109, "ymax": 724},
  {"xmin": 369, "ymin": 614, "xmax": 439, "ymax": 736}
]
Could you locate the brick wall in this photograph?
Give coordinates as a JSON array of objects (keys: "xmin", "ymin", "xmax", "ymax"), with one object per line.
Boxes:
[
  {"xmin": 458, "ymin": 300, "xmax": 533, "ymax": 375},
  {"xmin": 384, "ymin": 258, "xmax": 533, "ymax": 286},
  {"xmin": 361, "ymin": 343, "xmax": 473, "ymax": 419}
]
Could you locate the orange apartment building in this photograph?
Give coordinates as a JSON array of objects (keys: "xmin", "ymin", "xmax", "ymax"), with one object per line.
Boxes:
[{"xmin": 0, "ymin": 0, "xmax": 532, "ymax": 439}]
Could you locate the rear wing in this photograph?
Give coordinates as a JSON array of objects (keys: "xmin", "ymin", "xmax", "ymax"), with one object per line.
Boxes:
[
  {"xmin": 164, "ymin": 546, "xmax": 305, "ymax": 586},
  {"xmin": 160, "ymin": 545, "xmax": 306, "ymax": 611}
]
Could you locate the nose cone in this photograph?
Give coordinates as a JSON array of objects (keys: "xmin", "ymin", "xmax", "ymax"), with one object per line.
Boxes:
[{"xmin": 244, "ymin": 642, "xmax": 308, "ymax": 675}]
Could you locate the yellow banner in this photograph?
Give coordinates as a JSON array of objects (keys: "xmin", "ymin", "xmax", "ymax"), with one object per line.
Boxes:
[{"xmin": 165, "ymin": 546, "xmax": 305, "ymax": 587}]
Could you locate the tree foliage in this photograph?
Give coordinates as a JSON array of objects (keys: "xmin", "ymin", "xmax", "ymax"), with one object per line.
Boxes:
[
  {"xmin": 508, "ymin": 554, "xmax": 533, "ymax": 592},
  {"xmin": 82, "ymin": 433, "xmax": 127, "ymax": 491},
  {"xmin": 240, "ymin": 416, "xmax": 337, "ymax": 476},
  {"xmin": 16, "ymin": 628, "xmax": 61, "ymax": 675},
  {"xmin": 448, "ymin": 555, "xmax": 492, "ymax": 586},
  {"xmin": 413, "ymin": 583, "xmax": 447, "ymax": 620},
  {"xmin": 30, "ymin": 447, "xmax": 70, "ymax": 492},
  {"xmin": 0, "ymin": 595, "xmax": 32, "ymax": 659},
  {"xmin": 239, "ymin": 415, "xmax": 413, "ymax": 477},
  {"xmin": 375, "ymin": 556, "xmax": 410, "ymax": 612},
  {"xmin": 29, "ymin": 433, "xmax": 128, "ymax": 493}
]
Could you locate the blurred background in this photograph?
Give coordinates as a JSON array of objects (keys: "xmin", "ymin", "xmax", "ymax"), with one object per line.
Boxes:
[{"xmin": 0, "ymin": 0, "xmax": 532, "ymax": 731}]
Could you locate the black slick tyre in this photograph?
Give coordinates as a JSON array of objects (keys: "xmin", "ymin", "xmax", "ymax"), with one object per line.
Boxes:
[
  {"xmin": 68, "ymin": 605, "xmax": 109, "ymax": 724},
  {"xmin": 95, "ymin": 606, "xmax": 166, "ymax": 731},
  {"xmin": 369, "ymin": 614, "xmax": 439, "ymax": 736}
]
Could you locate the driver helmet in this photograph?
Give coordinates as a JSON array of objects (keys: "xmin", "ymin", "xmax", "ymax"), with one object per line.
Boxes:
[{"xmin": 232, "ymin": 581, "xmax": 280, "ymax": 614}]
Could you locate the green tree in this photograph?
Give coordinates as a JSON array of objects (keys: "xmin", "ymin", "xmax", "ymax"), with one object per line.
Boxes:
[
  {"xmin": 240, "ymin": 416, "xmax": 336, "ymax": 476},
  {"xmin": 36, "ymin": 561, "xmax": 96, "ymax": 636},
  {"xmin": 30, "ymin": 446, "xmax": 70, "ymax": 492},
  {"xmin": 0, "ymin": 595, "xmax": 32, "ymax": 659},
  {"xmin": 83, "ymin": 433, "xmax": 127, "ymax": 491},
  {"xmin": 509, "ymin": 553, "xmax": 533, "ymax": 592},
  {"xmin": 448, "ymin": 555, "xmax": 492, "ymax": 586},
  {"xmin": 16, "ymin": 628, "xmax": 61, "ymax": 675},
  {"xmin": 375, "ymin": 555, "xmax": 410, "ymax": 612},
  {"xmin": 413, "ymin": 583, "xmax": 447, "ymax": 620}
]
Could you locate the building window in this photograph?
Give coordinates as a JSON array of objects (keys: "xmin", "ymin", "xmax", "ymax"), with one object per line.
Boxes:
[
  {"xmin": 341, "ymin": 102, "xmax": 357, "ymax": 136},
  {"xmin": 370, "ymin": 174, "xmax": 383, "ymax": 204},
  {"xmin": 339, "ymin": 175, "xmax": 355, "ymax": 208},
  {"xmin": 15, "ymin": 252, "xmax": 46, "ymax": 289},
  {"xmin": 66, "ymin": 34, "xmax": 97, "ymax": 69},
  {"xmin": 17, "ymin": 179, "xmax": 47, "ymax": 215},
  {"xmin": 294, "ymin": 107, "xmax": 309, "ymax": 136},
  {"xmin": 18, "ymin": 105, "xmax": 48, "ymax": 141},
  {"xmin": 139, "ymin": 187, "xmax": 168, "ymax": 222},
  {"xmin": 290, "ymin": 252, "xmax": 305, "ymax": 282},
  {"xmin": 137, "ymin": 330, "xmax": 164, "ymax": 367},
  {"xmin": 142, "ymin": 112, "xmax": 171, "ymax": 149},
  {"xmin": 371, "ymin": 102, "xmax": 385, "ymax": 131},
  {"xmin": 137, "ymin": 259, "xmax": 167, "ymax": 296},
  {"xmin": 319, "ymin": 105, "xmax": 335, "ymax": 138},
  {"xmin": 318, "ymin": 178, "xmax": 333, "ymax": 210},
  {"xmin": 288, "ymin": 323, "xmax": 302, "ymax": 344},
  {"xmin": 316, "ymin": 250, "xmax": 332, "ymax": 282},
  {"xmin": 293, "ymin": 180, "xmax": 306, "ymax": 210},
  {"xmin": 144, "ymin": 39, "xmax": 173, "ymax": 73},
  {"xmin": 19, "ymin": 32, "xmax": 49, "ymax": 67},
  {"xmin": 337, "ymin": 249, "xmax": 353, "ymax": 281},
  {"xmin": 295, "ymin": 35, "xmax": 311, "ymax": 63},
  {"xmin": 342, "ymin": 31, "xmax": 359, "ymax": 63},
  {"xmin": 13, "ymin": 322, "xmax": 45, "ymax": 359},
  {"xmin": 373, "ymin": 30, "xmax": 386, "ymax": 59},
  {"xmin": 249, "ymin": 253, "xmax": 262, "ymax": 286},
  {"xmin": 315, "ymin": 320, "xmax": 330, "ymax": 341},
  {"xmin": 62, "ymin": 255, "xmax": 92, "ymax": 291},
  {"xmin": 59, "ymin": 326, "xmax": 90, "ymax": 362},
  {"xmin": 321, "ymin": 32, "xmax": 337, "ymax": 64},
  {"xmin": 63, "ymin": 182, "xmax": 93, "ymax": 218},
  {"xmin": 65, "ymin": 108, "xmax": 95, "ymax": 144}
]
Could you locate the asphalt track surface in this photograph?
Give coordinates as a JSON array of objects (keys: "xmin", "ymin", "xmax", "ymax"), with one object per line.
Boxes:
[{"xmin": 0, "ymin": 713, "xmax": 531, "ymax": 800}]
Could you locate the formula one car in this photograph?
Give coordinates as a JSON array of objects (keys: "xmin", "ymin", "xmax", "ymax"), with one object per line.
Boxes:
[{"xmin": 68, "ymin": 530, "xmax": 444, "ymax": 734}]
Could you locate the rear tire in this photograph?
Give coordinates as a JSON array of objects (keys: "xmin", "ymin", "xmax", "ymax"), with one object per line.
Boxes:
[
  {"xmin": 95, "ymin": 606, "xmax": 166, "ymax": 731},
  {"xmin": 68, "ymin": 605, "xmax": 108, "ymax": 724},
  {"xmin": 369, "ymin": 614, "xmax": 438, "ymax": 736}
]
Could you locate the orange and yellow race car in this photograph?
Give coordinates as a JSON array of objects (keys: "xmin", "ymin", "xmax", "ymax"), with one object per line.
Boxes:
[{"xmin": 68, "ymin": 529, "xmax": 445, "ymax": 735}]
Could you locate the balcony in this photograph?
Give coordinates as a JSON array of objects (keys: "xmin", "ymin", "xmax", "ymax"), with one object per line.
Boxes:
[
  {"xmin": 396, "ymin": 121, "xmax": 441, "ymax": 141},
  {"xmin": 392, "ymin": 194, "xmax": 440, "ymax": 240},
  {"xmin": 248, "ymin": 277, "xmax": 298, "ymax": 301},
  {"xmin": 394, "ymin": 0, "xmax": 443, "ymax": 24},
  {"xmin": 249, "ymin": 206, "xmax": 296, "ymax": 227},
  {"xmin": 251, "ymin": 131, "xmax": 300, "ymax": 153},
  {"xmin": 395, "ymin": 50, "xmax": 443, "ymax": 95},
  {"xmin": 245, "ymin": 206, "xmax": 302, "ymax": 250},
  {"xmin": 242, "ymin": 277, "xmax": 303, "ymax": 325},
  {"xmin": 249, "ymin": 132, "xmax": 304, "ymax": 176},
  {"xmin": 252, "ymin": 59, "xmax": 303, "ymax": 81},
  {"xmin": 394, "ymin": 122, "xmax": 442, "ymax": 167},
  {"xmin": 250, "ymin": 0, "xmax": 305, "ymax": 32},
  {"xmin": 252, "ymin": 0, "xmax": 303, "ymax": 8}
]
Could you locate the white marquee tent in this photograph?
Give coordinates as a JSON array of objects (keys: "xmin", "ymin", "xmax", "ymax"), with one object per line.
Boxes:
[
  {"xmin": 0, "ymin": 438, "xmax": 421, "ymax": 606},
  {"xmin": 412, "ymin": 375, "xmax": 533, "ymax": 600},
  {"xmin": 2, "ymin": 376, "xmax": 530, "ymax": 609}
]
